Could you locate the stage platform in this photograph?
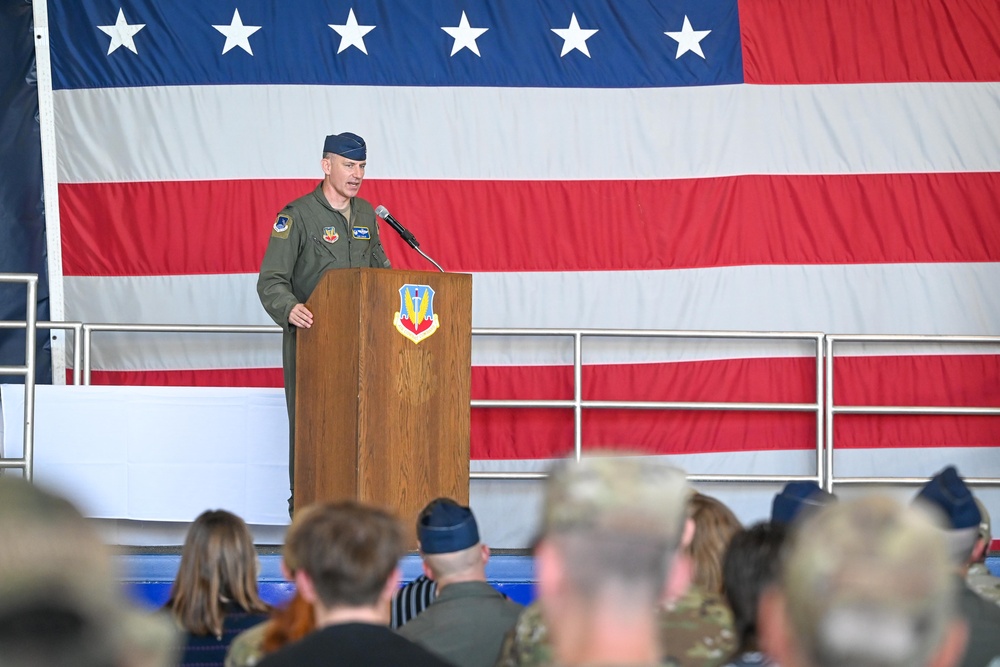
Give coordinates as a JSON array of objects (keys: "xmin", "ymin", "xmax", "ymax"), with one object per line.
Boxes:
[
  {"xmin": 6, "ymin": 384, "xmax": 1000, "ymax": 550},
  {"xmin": 121, "ymin": 552, "xmax": 537, "ymax": 609},
  {"xmin": 122, "ymin": 550, "xmax": 997, "ymax": 612}
]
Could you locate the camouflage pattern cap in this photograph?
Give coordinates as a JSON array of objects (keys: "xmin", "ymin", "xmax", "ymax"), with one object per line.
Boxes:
[
  {"xmin": 782, "ymin": 495, "xmax": 956, "ymax": 667},
  {"xmin": 0, "ymin": 478, "xmax": 179, "ymax": 667},
  {"xmin": 541, "ymin": 454, "xmax": 689, "ymax": 543}
]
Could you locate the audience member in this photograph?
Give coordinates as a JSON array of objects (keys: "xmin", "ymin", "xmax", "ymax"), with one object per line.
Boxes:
[
  {"xmin": 225, "ymin": 593, "xmax": 314, "ymax": 667},
  {"xmin": 165, "ymin": 509, "xmax": 272, "ymax": 667},
  {"xmin": 391, "ymin": 501, "xmax": 514, "ymax": 631},
  {"xmin": 759, "ymin": 494, "xmax": 968, "ymax": 667},
  {"xmin": 661, "ymin": 491, "xmax": 736, "ymax": 667},
  {"xmin": 533, "ymin": 455, "xmax": 690, "ymax": 666},
  {"xmin": 689, "ymin": 492, "xmax": 743, "ymax": 596},
  {"xmin": 225, "ymin": 506, "xmax": 319, "ymax": 667},
  {"xmin": 387, "ymin": 500, "xmax": 449, "ymax": 631},
  {"xmin": 0, "ymin": 477, "xmax": 178, "ymax": 667},
  {"xmin": 966, "ymin": 497, "xmax": 1000, "ymax": 606},
  {"xmin": 495, "ymin": 486, "xmax": 735, "ymax": 667},
  {"xmin": 914, "ymin": 467, "xmax": 1000, "ymax": 667},
  {"xmin": 770, "ymin": 481, "xmax": 835, "ymax": 527},
  {"xmin": 398, "ymin": 498, "xmax": 523, "ymax": 667},
  {"xmin": 255, "ymin": 501, "xmax": 452, "ymax": 667},
  {"xmin": 719, "ymin": 522, "xmax": 787, "ymax": 667}
]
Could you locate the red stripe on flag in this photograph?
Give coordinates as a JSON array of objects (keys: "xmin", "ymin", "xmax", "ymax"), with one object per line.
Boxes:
[
  {"xmin": 740, "ymin": 0, "xmax": 1000, "ymax": 84},
  {"xmin": 86, "ymin": 355, "xmax": 1000, "ymax": 459},
  {"xmin": 833, "ymin": 353, "xmax": 1000, "ymax": 451},
  {"xmin": 78, "ymin": 368, "xmax": 283, "ymax": 387},
  {"xmin": 60, "ymin": 172, "xmax": 1000, "ymax": 276},
  {"xmin": 835, "ymin": 354, "xmax": 1000, "ymax": 406}
]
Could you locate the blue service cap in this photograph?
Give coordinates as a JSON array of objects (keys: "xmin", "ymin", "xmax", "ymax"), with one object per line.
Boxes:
[
  {"xmin": 323, "ymin": 132, "xmax": 366, "ymax": 160},
  {"xmin": 418, "ymin": 499, "xmax": 480, "ymax": 554},
  {"xmin": 916, "ymin": 466, "xmax": 981, "ymax": 530},
  {"xmin": 771, "ymin": 481, "xmax": 836, "ymax": 526}
]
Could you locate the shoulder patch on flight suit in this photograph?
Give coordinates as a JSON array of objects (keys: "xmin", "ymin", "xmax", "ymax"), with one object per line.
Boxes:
[{"xmin": 271, "ymin": 214, "xmax": 292, "ymax": 238}]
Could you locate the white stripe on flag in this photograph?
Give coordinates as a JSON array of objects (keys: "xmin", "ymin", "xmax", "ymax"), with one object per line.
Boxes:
[
  {"xmin": 54, "ymin": 82, "xmax": 1000, "ymax": 183},
  {"xmin": 63, "ymin": 262, "xmax": 1000, "ymax": 370}
]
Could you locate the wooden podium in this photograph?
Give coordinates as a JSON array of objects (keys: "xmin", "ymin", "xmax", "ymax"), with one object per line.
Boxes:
[{"xmin": 294, "ymin": 268, "xmax": 472, "ymax": 540}]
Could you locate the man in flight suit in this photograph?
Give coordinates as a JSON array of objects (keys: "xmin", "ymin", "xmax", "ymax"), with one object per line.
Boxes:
[{"xmin": 257, "ymin": 132, "xmax": 391, "ymax": 512}]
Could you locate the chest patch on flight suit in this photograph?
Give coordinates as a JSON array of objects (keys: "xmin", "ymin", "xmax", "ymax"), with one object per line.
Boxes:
[
  {"xmin": 352, "ymin": 226, "xmax": 371, "ymax": 240},
  {"xmin": 322, "ymin": 226, "xmax": 339, "ymax": 243},
  {"xmin": 271, "ymin": 214, "xmax": 292, "ymax": 238}
]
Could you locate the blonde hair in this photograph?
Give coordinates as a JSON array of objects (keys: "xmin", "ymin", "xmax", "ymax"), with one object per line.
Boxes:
[{"xmin": 688, "ymin": 493, "xmax": 742, "ymax": 595}]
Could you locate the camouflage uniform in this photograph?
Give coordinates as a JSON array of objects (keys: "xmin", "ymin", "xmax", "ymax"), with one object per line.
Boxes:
[
  {"xmin": 0, "ymin": 478, "xmax": 179, "ymax": 667},
  {"xmin": 494, "ymin": 603, "xmax": 548, "ymax": 667},
  {"xmin": 225, "ymin": 620, "xmax": 268, "ymax": 667},
  {"xmin": 967, "ymin": 562, "xmax": 1000, "ymax": 606},
  {"xmin": 661, "ymin": 586, "xmax": 735, "ymax": 667},
  {"xmin": 967, "ymin": 497, "xmax": 1000, "ymax": 607},
  {"xmin": 494, "ymin": 586, "xmax": 734, "ymax": 667}
]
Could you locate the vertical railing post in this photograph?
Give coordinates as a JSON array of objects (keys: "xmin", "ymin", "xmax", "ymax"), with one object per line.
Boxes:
[
  {"xmin": 573, "ymin": 332, "xmax": 583, "ymax": 461},
  {"xmin": 823, "ymin": 335, "xmax": 836, "ymax": 492},
  {"xmin": 813, "ymin": 334, "xmax": 824, "ymax": 487},
  {"xmin": 82, "ymin": 325, "xmax": 92, "ymax": 385},
  {"xmin": 22, "ymin": 277, "xmax": 38, "ymax": 479}
]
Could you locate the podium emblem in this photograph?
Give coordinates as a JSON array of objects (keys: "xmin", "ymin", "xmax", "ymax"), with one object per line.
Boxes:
[{"xmin": 393, "ymin": 284, "xmax": 440, "ymax": 344}]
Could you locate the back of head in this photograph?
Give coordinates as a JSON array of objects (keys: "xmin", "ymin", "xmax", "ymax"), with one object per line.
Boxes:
[
  {"xmin": 540, "ymin": 455, "xmax": 689, "ymax": 604},
  {"xmin": 781, "ymin": 495, "xmax": 957, "ymax": 667},
  {"xmin": 167, "ymin": 509, "xmax": 268, "ymax": 636},
  {"xmin": 913, "ymin": 466, "xmax": 982, "ymax": 565},
  {"xmin": 0, "ymin": 478, "xmax": 134, "ymax": 667},
  {"xmin": 722, "ymin": 521, "xmax": 788, "ymax": 654},
  {"xmin": 417, "ymin": 498, "xmax": 484, "ymax": 580},
  {"xmin": 688, "ymin": 492, "xmax": 742, "ymax": 595},
  {"xmin": 284, "ymin": 501, "xmax": 404, "ymax": 609}
]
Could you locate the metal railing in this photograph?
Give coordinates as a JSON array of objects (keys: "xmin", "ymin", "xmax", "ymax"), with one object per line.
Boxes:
[
  {"xmin": 467, "ymin": 328, "xmax": 825, "ymax": 485},
  {"xmin": 71, "ymin": 323, "xmax": 825, "ymax": 487},
  {"xmin": 79, "ymin": 323, "xmax": 282, "ymax": 385},
  {"xmin": 0, "ymin": 274, "xmax": 39, "ymax": 478},
  {"xmin": 825, "ymin": 334, "xmax": 1000, "ymax": 491},
  {"xmin": 4, "ymin": 309, "xmax": 999, "ymax": 491}
]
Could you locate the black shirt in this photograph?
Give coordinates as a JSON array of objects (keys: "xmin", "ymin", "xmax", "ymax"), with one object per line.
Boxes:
[{"xmin": 256, "ymin": 621, "xmax": 455, "ymax": 667}]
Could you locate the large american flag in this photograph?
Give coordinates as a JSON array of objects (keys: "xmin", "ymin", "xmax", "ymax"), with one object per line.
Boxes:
[{"xmin": 47, "ymin": 0, "xmax": 999, "ymax": 473}]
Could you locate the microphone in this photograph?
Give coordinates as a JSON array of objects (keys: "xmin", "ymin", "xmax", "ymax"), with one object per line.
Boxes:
[
  {"xmin": 375, "ymin": 205, "xmax": 445, "ymax": 272},
  {"xmin": 375, "ymin": 205, "xmax": 419, "ymax": 249}
]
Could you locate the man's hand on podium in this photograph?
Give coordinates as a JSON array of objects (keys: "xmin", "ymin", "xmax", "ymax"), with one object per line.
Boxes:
[{"xmin": 289, "ymin": 303, "xmax": 314, "ymax": 329}]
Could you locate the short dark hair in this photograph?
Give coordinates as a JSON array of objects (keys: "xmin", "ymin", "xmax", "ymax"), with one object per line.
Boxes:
[
  {"xmin": 721, "ymin": 521, "xmax": 788, "ymax": 654},
  {"xmin": 285, "ymin": 501, "xmax": 404, "ymax": 609}
]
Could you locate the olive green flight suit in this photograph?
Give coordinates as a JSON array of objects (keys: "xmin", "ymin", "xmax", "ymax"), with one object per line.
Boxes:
[{"xmin": 256, "ymin": 183, "xmax": 391, "ymax": 503}]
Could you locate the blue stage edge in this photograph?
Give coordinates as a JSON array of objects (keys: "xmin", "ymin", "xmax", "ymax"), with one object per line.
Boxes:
[
  {"xmin": 121, "ymin": 554, "xmax": 537, "ymax": 610},
  {"xmin": 121, "ymin": 553, "xmax": 998, "ymax": 612}
]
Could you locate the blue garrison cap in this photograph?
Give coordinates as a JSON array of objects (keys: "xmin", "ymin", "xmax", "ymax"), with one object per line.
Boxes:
[
  {"xmin": 916, "ymin": 466, "xmax": 981, "ymax": 530},
  {"xmin": 772, "ymin": 481, "xmax": 836, "ymax": 526},
  {"xmin": 418, "ymin": 499, "xmax": 480, "ymax": 554},
  {"xmin": 323, "ymin": 132, "xmax": 366, "ymax": 160}
]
